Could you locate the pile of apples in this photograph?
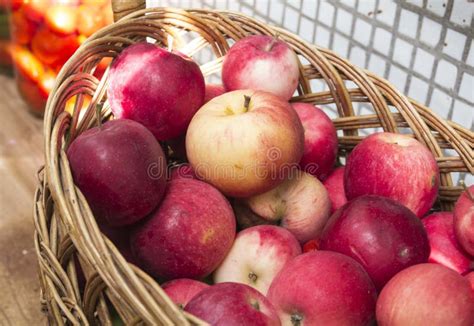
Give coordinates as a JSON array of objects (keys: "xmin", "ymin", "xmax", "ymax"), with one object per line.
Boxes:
[{"xmin": 67, "ymin": 35, "xmax": 474, "ymax": 325}]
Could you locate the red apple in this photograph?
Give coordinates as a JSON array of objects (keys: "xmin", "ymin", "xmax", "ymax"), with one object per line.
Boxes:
[
  {"xmin": 214, "ymin": 225, "xmax": 301, "ymax": 295},
  {"xmin": 344, "ymin": 132, "xmax": 439, "ymax": 217},
  {"xmin": 185, "ymin": 282, "xmax": 280, "ymax": 326},
  {"xmin": 323, "ymin": 167, "xmax": 347, "ymax": 213},
  {"xmin": 186, "ymin": 90, "xmax": 304, "ymax": 197},
  {"xmin": 161, "ymin": 279, "xmax": 209, "ymax": 309},
  {"xmin": 204, "ymin": 83, "xmax": 225, "ymax": 103},
  {"xmin": 246, "ymin": 170, "xmax": 331, "ymax": 243},
  {"xmin": 454, "ymin": 185, "xmax": 474, "ymax": 256},
  {"xmin": 466, "ymin": 272, "xmax": 474, "ymax": 293},
  {"xmin": 222, "ymin": 35, "xmax": 299, "ymax": 100},
  {"xmin": 168, "ymin": 163, "xmax": 197, "ymax": 181},
  {"xmin": 422, "ymin": 211, "xmax": 473, "ymax": 274},
  {"xmin": 131, "ymin": 178, "xmax": 236, "ymax": 280},
  {"xmin": 67, "ymin": 119, "xmax": 167, "ymax": 226},
  {"xmin": 267, "ymin": 251, "xmax": 377, "ymax": 325},
  {"xmin": 377, "ymin": 263, "xmax": 474, "ymax": 326},
  {"xmin": 319, "ymin": 195, "xmax": 430, "ymax": 290},
  {"xmin": 292, "ymin": 103, "xmax": 338, "ymax": 180},
  {"xmin": 107, "ymin": 42, "xmax": 205, "ymax": 140}
]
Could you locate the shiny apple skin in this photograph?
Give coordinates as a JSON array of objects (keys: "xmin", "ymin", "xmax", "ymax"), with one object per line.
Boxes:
[
  {"xmin": 161, "ymin": 278, "xmax": 209, "ymax": 308},
  {"xmin": 185, "ymin": 282, "xmax": 281, "ymax": 326},
  {"xmin": 319, "ymin": 195, "xmax": 430, "ymax": 290},
  {"xmin": 67, "ymin": 119, "xmax": 167, "ymax": 226},
  {"xmin": 344, "ymin": 132, "xmax": 439, "ymax": 217},
  {"xmin": 131, "ymin": 178, "xmax": 236, "ymax": 280},
  {"xmin": 267, "ymin": 251, "xmax": 377, "ymax": 326},
  {"xmin": 108, "ymin": 42, "xmax": 205, "ymax": 140}
]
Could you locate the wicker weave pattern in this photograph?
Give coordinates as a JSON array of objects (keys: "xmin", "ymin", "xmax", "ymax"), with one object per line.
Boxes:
[{"xmin": 35, "ymin": 7, "xmax": 473, "ymax": 325}]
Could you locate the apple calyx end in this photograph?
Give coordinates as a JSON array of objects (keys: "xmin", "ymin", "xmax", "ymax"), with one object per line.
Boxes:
[
  {"xmin": 243, "ymin": 95, "xmax": 252, "ymax": 112},
  {"xmin": 248, "ymin": 271, "xmax": 258, "ymax": 283},
  {"xmin": 291, "ymin": 313, "xmax": 303, "ymax": 326},
  {"xmin": 250, "ymin": 299, "xmax": 260, "ymax": 311}
]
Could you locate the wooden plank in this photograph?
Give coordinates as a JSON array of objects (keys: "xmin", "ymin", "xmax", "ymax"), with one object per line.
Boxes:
[{"xmin": 0, "ymin": 75, "xmax": 46, "ymax": 325}]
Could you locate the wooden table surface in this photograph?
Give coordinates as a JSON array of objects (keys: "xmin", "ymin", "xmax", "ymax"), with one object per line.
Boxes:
[{"xmin": 0, "ymin": 75, "xmax": 47, "ymax": 325}]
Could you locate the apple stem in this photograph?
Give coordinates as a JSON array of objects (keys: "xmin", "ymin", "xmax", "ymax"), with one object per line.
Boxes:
[
  {"xmin": 460, "ymin": 180, "xmax": 474, "ymax": 202},
  {"xmin": 291, "ymin": 313, "xmax": 303, "ymax": 326},
  {"xmin": 250, "ymin": 300, "xmax": 260, "ymax": 311},
  {"xmin": 248, "ymin": 271, "xmax": 258, "ymax": 283},
  {"xmin": 243, "ymin": 95, "xmax": 251, "ymax": 112},
  {"xmin": 265, "ymin": 32, "xmax": 280, "ymax": 52}
]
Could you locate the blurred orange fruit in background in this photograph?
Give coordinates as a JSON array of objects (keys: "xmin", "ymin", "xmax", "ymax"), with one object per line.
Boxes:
[{"xmin": 8, "ymin": 0, "xmax": 113, "ymax": 115}]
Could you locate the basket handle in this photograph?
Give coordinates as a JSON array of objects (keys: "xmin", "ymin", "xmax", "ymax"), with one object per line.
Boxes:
[{"xmin": 111, "ymin": 0, "xmax": 146, "ymax": 22}]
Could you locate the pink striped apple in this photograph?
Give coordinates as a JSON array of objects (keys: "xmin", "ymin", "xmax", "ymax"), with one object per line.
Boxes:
[
  {"xmin": 292, "ymin": 103, "xmax": 338, "ymax": 181},
  {"xmin": 422, "ymin": 211, "xmax": 473, "ymax": 274},
  {"xmin": 323, "ymin": 166, "xmax": 347, "ymax": 213},
  {"xmin": 345, "ymin": 132, "xmax": 439, "ymax": 217},
  {"xmin": 245, "ymin": 170, "xmax": 331, "ymax": 243},
  {"xmin": 222, "ymin": 35, "xmax": 299, "ymax": 100},
  {"xmin": 214, "ymin": 225, "xmax": 301, "ymax": 295},
  {"xmin": 454, "ymin": 184, "xmax": 474, "ymax": 256}
]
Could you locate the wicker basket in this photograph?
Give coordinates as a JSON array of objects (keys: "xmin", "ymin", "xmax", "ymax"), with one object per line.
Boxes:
[{"xmin": 34, "ymin": 0, "xmax": 473, "ymax": 324}]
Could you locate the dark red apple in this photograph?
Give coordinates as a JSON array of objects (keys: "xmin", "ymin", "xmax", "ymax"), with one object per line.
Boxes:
[
  {"xmin": 319, "ymin": 195, "xmax": 430, "ymax": 290},
  {"xmin": 185, "ymin": 282, "xmax": 280, "ymax": 326},
  {"xmin": 204, "ymin": 83, "xmax": 225, "ymax": 103},
  {"xmin": 422, "ymin": 211, "xmax": 473, "ymax": 274},
  {"xmin": 377, "ymin": 263, "xmax": 474, "ymax": 326},
  {"xmin": 345, "ymin": 132, "xmax": 439, "ymax": 217},
  {"xmin": 454, "ymin": 185, "xmax": 474, "ymax": 256},
  {"xmin": 161, "ymin": 278, "xmax": 209, "ymax": 309},
  {"xmin": 292, "ymin": 103, "xmax": 338, "ymax": 181},
  {"xmin": 131, "ymin": 178, "xmax": 236, "ymax": 280},
  {"xmin": 323, "ymin": 166, "xmax": 347, "ymax": 213},
  {"xmin": 267, "ymin": 251, "xmax": 377, "ymax": 325},
  {"xmin": 107, "ymin": 42, "xmax": 205, "ymax": 140},
  {"xmin": 67, "ymin": 119, "xmax": 167, "ymax": 226},
  {"xmin": 222, "ymin": 35, "xmax": 299, "ymax": 100},
  {"xmin": 168, "ymin": 163, "xmax": 197, "ymax": 181}
]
